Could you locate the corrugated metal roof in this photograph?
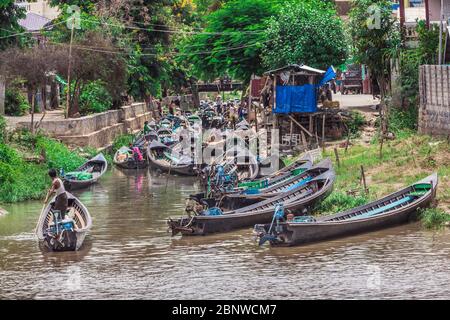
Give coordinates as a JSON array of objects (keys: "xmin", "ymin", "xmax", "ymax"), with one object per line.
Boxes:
[
  {"xmin": 18, "ymin": 12, "xmax": 52, "ymax": 32},
  {"xmin": 263, "ymin": 64, "xmax": 325, "ymax": 76}
]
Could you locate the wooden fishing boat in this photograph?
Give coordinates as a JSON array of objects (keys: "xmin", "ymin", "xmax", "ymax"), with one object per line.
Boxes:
[
  {"xmin": 219, "ymin": 149, "xmax": 260, "ymax": 181},
  {"xmin": 168, "ymin": 163, "xmax": 335, "ymax": 236},
  {"xmin": 220, "ymin": 158, "xmax": 327, "ymax": 210},
  {"xmin": 113, "ymin": 146, "xmax": 148, "ymax": 169},
  {"xmin": 63, "ymin": 153, "xmax": 108, "ymax": 191},
  {"xmin": 157, "ymin": 128, "xmax": 177, "ymax": 146},
  {"xmin": 238, "ymin": 153, "xmax": 313, "ymax": 190},
  {"xmin": 255, "ymin": 173, "xmax": 438, "ymax": 247},
  {"xmin": 36, "ymin": 192, "xmax": 92, "ymax": 251},
  {"xmin": 147, "ymin": 140, "xmax": 197, "ymax": 176},
  {"xmin": 191, "ymin": 154, "xmax": 315, "ymax": 210}
]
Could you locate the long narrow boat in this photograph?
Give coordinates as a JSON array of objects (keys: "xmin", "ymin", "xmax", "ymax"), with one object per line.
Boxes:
[
  {"xmin": 236, "ymin": 153, "xmax": 313, "ymax": 191},
  {"xmin": 36, "ymin": 192, "xmax": 92, "ymax": 251},
  {"xmin": 219, "ymin": 159, "xmax": 327, "ymax": 210},
  {"xmin": 113, "ymin": 146, "xmax": 148, "ymax": 169},
  {"xmin": 63, "ymin": 153, "xmax": 108, "ymax": 191},
  {"xmin": 147, "ymin": 140, "xmax": 197, "ymax": 176},
  {"xmin": 168, "ymin": 162, "xmax": 335, "ymax": 236},
  {"xmin": 255, "ymin": 173, "xmax": 438, "ymax": 247}
]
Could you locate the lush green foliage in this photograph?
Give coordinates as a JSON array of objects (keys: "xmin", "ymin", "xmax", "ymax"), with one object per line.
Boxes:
[
  {"xmin": 0, "ymin": 142, "xmax": 49, "ymax": 203},
  {"xmin": 262, "ymin": 0, "xmax": 347, "ymax": 70},
  {"xmin": 79, "ymin": 80, "xmax": 112, "ymax": 115},
  {"xmin": 0, "ymin": 131, "xmax": 93, "ymax": 203},
  {"xmin": 419, "ymin": 208, "xmax": 450, "ymax": 229},
  {"xmin": 178, "ymin": 0, "xmax": 281, "ymax": 83},
  {"xmin": 35, "ymin": 136, "xmax": 85, "ymax": 171},
  {"xmin": 0, "ymin": 0, "xmax": 26, "ymax": 50},
  {"xmin": 345, "ymin": 111, "xmax": 366, "ymax": 136},
  {"xmin": 0, "ymin": 115, "xmax": 6, "ymax": 142},
  {"xmin": 112, "ymin": 134, "xmax": 135, "ymax": 154},
  {"xmin": 416, "ymin": 20, "xmax": 440, "ymax": 64},
  {"xmin": 315, "ymin": 191, "xmax": 368, "ymax": 215},
  {"xmin": 349, "ymin": 0, "xmax": 400, "ymax": 97},
  {"xmin": 5, "ymin": 87, "xmax": 30, "ymax": 116}
]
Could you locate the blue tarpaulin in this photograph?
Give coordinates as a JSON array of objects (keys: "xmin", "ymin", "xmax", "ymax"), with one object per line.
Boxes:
[
  {"xmin": 273, "ymin": 84, "xmax": 317, "ymax": 114},
  {"xmin": 319, "ymin": 66, "xmax": 336, "ymax": 86}
]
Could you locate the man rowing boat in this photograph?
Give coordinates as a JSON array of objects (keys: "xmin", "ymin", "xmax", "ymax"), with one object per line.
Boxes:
[{"xmin": 44, "ymin": 169, "xmax": 68, "ymax": 219}]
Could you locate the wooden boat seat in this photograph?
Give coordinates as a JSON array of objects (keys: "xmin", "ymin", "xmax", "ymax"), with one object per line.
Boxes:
[{"xmin": 348, "ymin": 196, "xmax": 413, "ymax": 221}]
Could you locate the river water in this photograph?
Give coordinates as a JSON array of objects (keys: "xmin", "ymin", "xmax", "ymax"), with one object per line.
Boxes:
[{"xmin": 1, "ymin": 168, "xmax": 450, "ymax": 300}]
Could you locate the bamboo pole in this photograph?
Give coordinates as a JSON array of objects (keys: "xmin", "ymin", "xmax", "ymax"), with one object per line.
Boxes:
[
  {"xmin": 334, "ymin": 147, "xmax": 340, "ymax": 168},
  {"xmin": 360, "ymin": 165, "xmax": 368, "ymax": 195},
  {"xmin": 65, "ymin": 19, "xmax": 75, "ymax": 118}
]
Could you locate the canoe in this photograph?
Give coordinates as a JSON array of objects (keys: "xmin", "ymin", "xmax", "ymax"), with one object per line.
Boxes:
[
  {"xmin": 255, "ymin": 173, "xmax": 438, "ymax": 247},
  {"xmin": 63, "ymin": 153, "xmax": 108, "ymax": 191},
  {"xmin": 220, "ymin": 158, "xmax": 327, "ymax": 210},
  {"xmin": 168, "ymin": 162, "xmax": 335, "ymax": 236},
  {"xmin": 113, "ymin": 146, "xmax": 148, "ymax": 169},
  {"xmin": 147, "ymin": 140, "xmax": 197, "ymax": 176},
  {"xmin": 36, "ymin": 192, "xmax": 92, "ymax": 251},
  {"xmin": 192, "ymin": 154, "xmax": 315, "ymax": 210},
  {"xmin": 237, "ymin": 153, "xmax": 313, "ymax": 190}
]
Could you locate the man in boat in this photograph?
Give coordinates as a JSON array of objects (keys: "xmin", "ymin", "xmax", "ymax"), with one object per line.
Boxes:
[
  {"xmin": 129, "ymin": 143, "xmax": 144, "ymax": 162},
  {"xmin": 45, "ymin": 169, "xmax": 68, "ymax": 219},
  {"xmin": 143, "ymin": 121, "xmax": 151, "ymax": 135}
]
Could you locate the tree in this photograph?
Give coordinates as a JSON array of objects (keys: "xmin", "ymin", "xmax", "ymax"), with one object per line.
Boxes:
[
  {"xmin": 349, "ymin": 0, "xmax": 400, "ymax": 99},
  {"xmin": 0, "ymin": 0, "xmax": 26, "ymax": 50},
  {"xmin": 0, "ymin": 46, "xmax": 67, "ymax": 132},
  {"xmin": 178, "ymin": 0, "xmax": 281, "ymax": 84},
  {"xmin": 262, "ymin": 0, "xmax": 348, "ymax": 70},
  {"xmin": 60, "ymin": 31, "xmax": 127, "ymax": 116}
]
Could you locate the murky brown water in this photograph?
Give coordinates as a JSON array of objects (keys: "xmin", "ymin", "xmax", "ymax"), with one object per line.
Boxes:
[{"xmin": 1, "ymin": 168, "xmax": 450, "ymax": 300}]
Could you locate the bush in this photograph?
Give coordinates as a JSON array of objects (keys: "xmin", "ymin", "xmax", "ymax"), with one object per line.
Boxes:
[
  {"xmin": 35, "ymin": 135, "xmax": 85, "ymax": 171},
  {"xmin": 5, "ymin": 87, "xmax": 29, "ymax": 116},
  {"xmin": 419, "ymin": 208, "xmax": 450, "ymax": 229},
  {"xmin": 315, "ymin": 191, "xmax": 368, "ymax": 215},
  {"xmin": 79, "ymin": 80, "xmax": 113, "ymax": 115},
  {"xmin": 112, "ymin": 134, "xmax": 134, "ymax": 153},
  {"xmin": 388, "ymin": 106, "xmax": 418, "ymax": 134},
  {"xmin": 345, "ymin": 111, "xmax": 366, "ymax": 137},
  {"xmin": 0, "ymin": 115, "xmax": 6, "ymax": 142}
]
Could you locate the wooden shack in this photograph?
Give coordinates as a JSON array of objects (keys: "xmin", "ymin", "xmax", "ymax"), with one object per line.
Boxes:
[{"xmin": 260, "ymin": 64, "xmax": 347, "ymax": 152}]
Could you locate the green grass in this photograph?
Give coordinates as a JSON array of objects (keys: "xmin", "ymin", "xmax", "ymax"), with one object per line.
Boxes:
[
  {"xmin": 112, "ymin": 134, "xmax": 135, "ymax": 154},
  {"xmin": 315, "ymin": 191, "xmax": 368, "ymax": 215},
  {"xmin": 419, "ymin": 208, "xmax": 450, "ymax": 229},
  {"xmin": 0, "ymin": 131, "xmax": 102, "ymax": 203}
]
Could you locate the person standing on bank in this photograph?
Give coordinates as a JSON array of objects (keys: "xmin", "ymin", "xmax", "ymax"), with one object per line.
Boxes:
[{"xmin": 45, "ymin": 169, "xmax": 68, "ymax": 219}]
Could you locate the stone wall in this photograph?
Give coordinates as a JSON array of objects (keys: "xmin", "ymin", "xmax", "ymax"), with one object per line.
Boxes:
[
  {"xmin": 419, "ymin": 65, "xmax": 450, "ymax": 136},
  {"xmin": 16, "ymin": 103, "xmax": 153, "ymax": 149}
]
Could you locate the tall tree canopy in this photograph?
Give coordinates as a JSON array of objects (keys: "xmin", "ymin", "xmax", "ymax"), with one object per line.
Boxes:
[
  {"xmin": 178, "ymin": 0, "xmax": 282, "ymax": 84},
  {"xmin": 0, "ymin": 0, "xmax": 26, "ymax": 50},
  {"xmin": 262, "ymin": 0, "xmax": 347, "ymax": 70},
  {"xmin": 349, "ymin": 0, "xmax": 400, "ymax": 98}
]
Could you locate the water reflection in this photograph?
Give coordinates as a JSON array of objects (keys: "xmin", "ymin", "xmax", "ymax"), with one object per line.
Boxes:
[{"xmin": 1, "ymin": 168, "xmax": 450, "ymax": 299}]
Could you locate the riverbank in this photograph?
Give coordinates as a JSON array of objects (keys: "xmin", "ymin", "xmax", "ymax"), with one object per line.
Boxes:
[
  {"xmin": 0, "ymin": 128, "xmax": 99, "ymax": 203},
  {"xmin": 318, "ymin": 130, "xmax": 450, "ymax": 227}
]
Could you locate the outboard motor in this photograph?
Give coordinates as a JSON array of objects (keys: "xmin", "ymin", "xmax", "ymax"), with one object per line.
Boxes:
[{"xmin": 44, "ymin": 210, "xmax": 77, "ymax": 251}]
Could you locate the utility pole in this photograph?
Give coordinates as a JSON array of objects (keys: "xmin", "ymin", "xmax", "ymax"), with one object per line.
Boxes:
[
  {"xmin": 438, "ymin": 0, "xmax": 444, "ymax": 65},
  {"xmin": 66, "ymin": 18, "xmax": 75, "ymax": 118}
]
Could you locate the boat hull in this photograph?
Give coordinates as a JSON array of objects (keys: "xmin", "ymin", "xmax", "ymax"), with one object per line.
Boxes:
[
  {"xmin": 169, "ymin": 167, "xmax": 334, "ymax": 236},
  {"xmin": 258, "ymin": 174, "xmax": 438, "ymax": 247}
]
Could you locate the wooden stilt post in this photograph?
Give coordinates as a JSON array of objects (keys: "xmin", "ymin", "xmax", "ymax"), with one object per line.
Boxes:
[
  {"xmin": 360, "ymin": 165, "xmax": 368, "ymax": 194},
  {"xmin": 334, "ymin": 147, "xmax": 340, "ymax": 168},
  {"xmin": 322, "ymin": 113, "xmax": 326, "ymax": 152}
]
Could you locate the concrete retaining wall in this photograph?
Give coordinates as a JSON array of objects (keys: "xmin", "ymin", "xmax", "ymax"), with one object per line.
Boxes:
[
  {"xmin": 16, "ymin": 102, "xmax": 153, "ymax": 149},
  {"xmin": 419, "ymin": 65, "xmax": 450, "ymax": 136}
]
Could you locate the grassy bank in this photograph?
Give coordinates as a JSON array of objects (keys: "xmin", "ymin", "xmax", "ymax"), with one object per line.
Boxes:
[
  {"xmin": 0, "ymin": 128, "xmax": 96, "ymax": 203},
  {"xmin": 319, "ymin": 131, "xmax": 450, "ymax": 227}
]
